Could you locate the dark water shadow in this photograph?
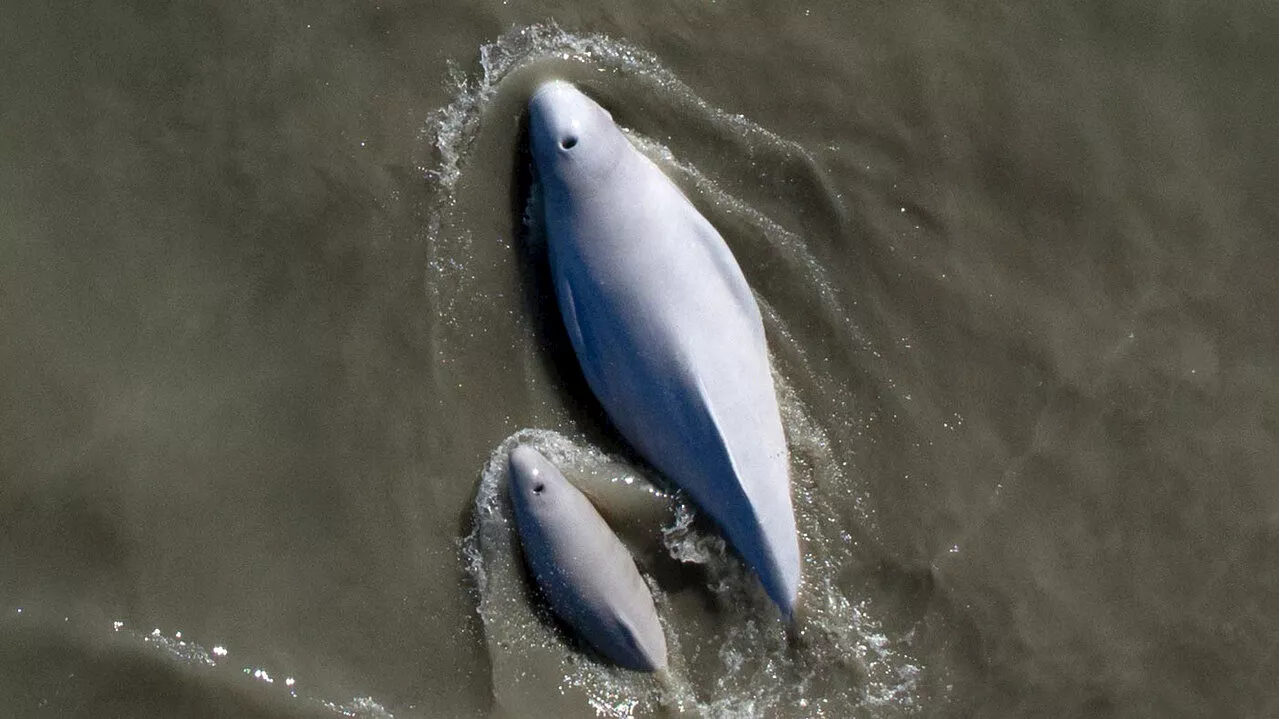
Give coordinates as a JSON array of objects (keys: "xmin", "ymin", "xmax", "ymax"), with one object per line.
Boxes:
[{"xmin": 507, "ymin": 108, "xmax": 640, "ymax": 466}]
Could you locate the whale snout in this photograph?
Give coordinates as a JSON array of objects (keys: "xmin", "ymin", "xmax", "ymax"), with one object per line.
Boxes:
[
  {"xmin": 528, "ymin": 80, "xmax": 593, "ymax": 121},
  {"xmin": 508, "ymin": 445, "xmax": 547, "ymax": 491},
  {"xmin": 528, "ymin": 82, "xmax": 587, "ymax": 154},
  {"xmin": 529, "ymin": 79, "xmax": 578, "ymax": 105}
]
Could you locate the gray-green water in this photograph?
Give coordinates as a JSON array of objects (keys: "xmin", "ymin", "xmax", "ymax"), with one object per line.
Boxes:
[{"xmin": 1, "ymin": 2, "xmax": 1275, "ymax": 717}]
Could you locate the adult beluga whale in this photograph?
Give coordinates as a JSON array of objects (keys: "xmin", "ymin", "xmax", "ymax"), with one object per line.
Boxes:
[
  {"xmin": 527, "ymin": 80, "xmax": 801, "ymax": 617},
  {"xmin": 508, "ymin": 445, "xmax": 668, "ymax": 672}
]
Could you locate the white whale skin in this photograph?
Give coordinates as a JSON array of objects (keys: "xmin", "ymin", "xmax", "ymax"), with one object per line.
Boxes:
[{"xmin": 527, "ymin": 81, "xmax": 800, "ymax": 617}]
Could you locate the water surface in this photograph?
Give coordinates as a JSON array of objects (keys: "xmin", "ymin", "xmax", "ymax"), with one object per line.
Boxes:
[{"xmin": 1, "ymin": 2, "xmax": 1275, "ymax": 717}]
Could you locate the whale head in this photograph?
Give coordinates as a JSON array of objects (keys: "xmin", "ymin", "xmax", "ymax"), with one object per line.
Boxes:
[
  {"xmin": 528, "ymin": 81, "xmax": 629, "ymax": 198},
  {"xmin": 507, "ymin": 444, "xmax": 573, "ymax": 523}
]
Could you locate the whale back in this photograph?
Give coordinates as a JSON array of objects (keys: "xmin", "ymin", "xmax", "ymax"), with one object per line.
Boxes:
[{"xmin": 528, "ymin": 82, "xmax": 801, "ymax": 616}]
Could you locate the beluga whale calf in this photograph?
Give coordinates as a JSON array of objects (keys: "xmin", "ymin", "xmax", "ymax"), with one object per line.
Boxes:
[
  {"xmin": 507, "ymin": 445, "xmax": 668, "ymax": 672},
  {"xmin": 527, "ymin": 80, "xmax": 801, "ymax": 617}
]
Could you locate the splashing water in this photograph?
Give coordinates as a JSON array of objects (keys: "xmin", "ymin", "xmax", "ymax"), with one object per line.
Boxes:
[{"xmin": 464, "ymin": 425, "xmax": 925, "ymax": 717}]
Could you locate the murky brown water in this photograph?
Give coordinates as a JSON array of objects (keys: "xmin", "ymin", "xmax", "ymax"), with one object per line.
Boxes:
[{"xmin": 1, "ymin": 2, "xmax": 1275, "ymax": 717}]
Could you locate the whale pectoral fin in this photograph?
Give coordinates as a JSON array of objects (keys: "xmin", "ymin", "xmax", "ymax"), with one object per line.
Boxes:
[
  {"xmin": 559, "ymin": 277, "xmax": 586, "ymax": 354},
  {"xmin": 558, "ymin": 277, "xmax": 608, "ymax": 396},
  {"xmin": 683, "ymin": 368, "xmax": 747, "ymax": 498}
]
